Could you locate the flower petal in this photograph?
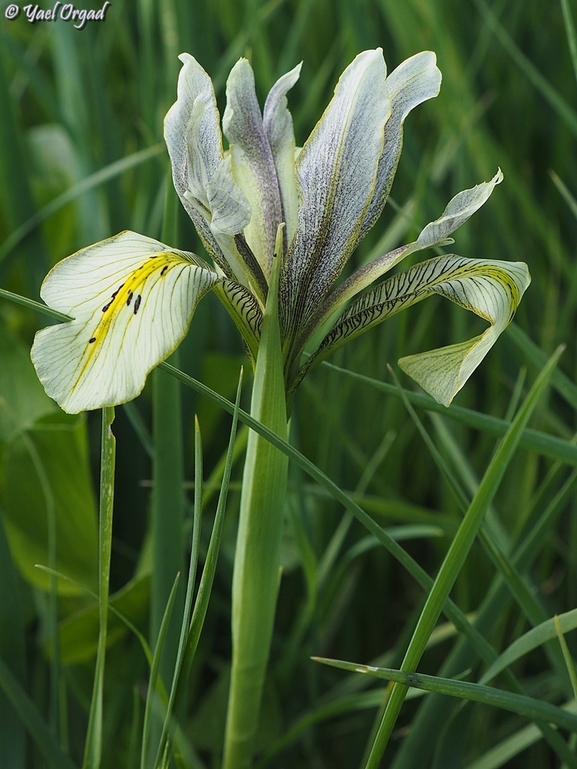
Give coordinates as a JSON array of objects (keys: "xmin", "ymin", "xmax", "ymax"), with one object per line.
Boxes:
[
  {"xmin": 213, "ymin": 278, "xmax": 263, "ymax": 365},
  {"xmin": 293, "ymin": 255, "xmax": 530, "ymax": 401},
  {"xmin": 263, "ymin": 63, "xmax": 302, "ymax": 246},
  {"xmin": 291, "ymin": 171, "xmax": 504, "ymax": 360},
  {"xmin": 164, "ymin": 54, "xmax": 253, "ymax": 285},
  {"xmin": 356, "ymin": 51, "xmax": 442, "ymax": 244},
  {"xmin": 223, "ymin": 59, "xmax": 284, "ymax": 278},
  {"xmin": 31, "ymin": 232, "xmax": 218, "ymax": 413},
  {"xmin": 416, "ymin": 170, "xmax": 503, "ymax": 249},
  {"xmin": 281, "ymin": 49, "xmax": 390, "ymax": 335}
]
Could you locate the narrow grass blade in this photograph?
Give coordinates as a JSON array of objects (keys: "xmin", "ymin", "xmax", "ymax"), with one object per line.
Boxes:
[
  {"xmin": 362, "ymin": 346, "xmax": 564, "ymax": 767},
  {"xmin": 154, "ymin": 375, "xmax": 243, "ymax": 767},
  {"xmin": 479, "ymin": 608, "xmax": 577, "ymax": 687},
  {"xmin": 313, "ymin": 658, "xmax": 577, "ymax": 734},
  {"xmin": 474, "ymin": 0, "xmax": 577, "ymax": 136},
  {"xmin": 0, "ymin": 287, "xmax": 71, "ymax": 322},
  {"xmin": 82, "ymin": 406, "xmax": 116, "ymax": 769},
  {"xmin": 464, "ymin": 707, "xmax": 577, "ymax": 769},
  {"xmin": 320, "ymin": 358, "xmax": 577, "ymax": 467},
  {"xmin": 140, "ymin": 574, "xmax": 180, "ymax": 769},
  {"xmin": 180, "ymin": 374, "xmax": 243, "ymax": 685},
  {"xmin": 561, "ymin": 0, "xmax": 577, "ymax": 86},
  {"xmin": 554, "ymin": 616, "xmax": 577, "ymax": 699}
]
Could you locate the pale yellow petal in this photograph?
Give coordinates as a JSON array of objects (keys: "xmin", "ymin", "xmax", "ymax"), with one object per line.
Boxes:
[{"xmin": 31, "ymin": 232, "xmax": 218, "ymax": 413}]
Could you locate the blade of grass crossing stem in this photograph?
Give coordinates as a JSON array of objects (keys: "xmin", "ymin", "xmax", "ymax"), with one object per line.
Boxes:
[
  {"xmin": 82, "ymin": 407, "xmax": 116, "ymax": 769},
  {"xmin": 390, "ymin": 466, "xmax": 577, "ymax": 769},
  {"xmin": 362, "ymin": 345, "xmax": 565, "ymax": 769},
  {"xmin": 223, "ymin": 228, "xmax": 289, "ymax": 769},
  {"xmin": 164, "ymin": 360, "xmax": 577, "ymax": 769},
  {"xmin": 160, "ymin": 360, "xmax": 513, "ymax": 672},
  {"xmin": 314, "ymin": 659, "xmax": 577, "ymax": 734},
  {"xmin": 140, "ymin": 575, "xmax": 180, "ymax": 769}
]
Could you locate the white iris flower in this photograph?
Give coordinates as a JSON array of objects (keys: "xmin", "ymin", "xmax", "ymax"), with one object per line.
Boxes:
[{"xmin": 31, "ymin": 49, "xmax": 530, "ymax": 413}]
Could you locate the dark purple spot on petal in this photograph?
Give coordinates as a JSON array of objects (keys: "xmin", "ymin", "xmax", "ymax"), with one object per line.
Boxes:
[
  {"xmin": 89, "ymin": 337, "xmax": 96, "ymax": 344},
  {"xmin": 134, "ymin": 295, "xmax": 142, "ymax": 315},
  {"xmin": 111, "ymin": 282, "xmax": 124, "ymax": 300},
  {"xmin": 127, "ymin": 290, "xmax": 133, "ymax": 306},
  {"xmin": 161, "ymin": 265, "xmax": 168, "ymax": 276}
]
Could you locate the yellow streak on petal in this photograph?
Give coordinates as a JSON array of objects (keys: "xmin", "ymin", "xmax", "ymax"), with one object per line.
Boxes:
[{"xmin": 76, "ymin": 250, "xmax": 192, "ymax": 386}]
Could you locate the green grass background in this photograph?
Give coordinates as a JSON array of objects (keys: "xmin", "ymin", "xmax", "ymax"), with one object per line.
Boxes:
[{"xmin": 1, "ymin": 0, "xmax": 577, "ymax": 766}]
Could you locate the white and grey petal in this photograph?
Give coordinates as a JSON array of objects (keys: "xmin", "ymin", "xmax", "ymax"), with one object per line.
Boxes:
[
  {"xmin": 263, "ymin": 63, "xmax": 302, "ymax": 246},
  {"xmin": 164, "ymin": 54, "xmax": 253, "ymax": 284},
  {"xmin": 281, "ymin": 49, "xmax": 391, "ymax": 339},
  {"xmin": 294, "ymin": 254, "xmax": 530, "ymax": 402},
  {"xmin": 223, "ymin": 59, "xmax": 285, "ymax": 279}
]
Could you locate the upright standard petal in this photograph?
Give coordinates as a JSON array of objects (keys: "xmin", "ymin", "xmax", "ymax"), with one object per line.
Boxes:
[
  {"xmin": 356, "ymin": 51, "xmax": 442, "ymax": 244},
  {"xmin": 281, "ymin": 49, "xmax": 390, "ymax": 336},
  {"xmin": 164, "ymin": 54, "xmax": 253, "ymax": 285},
  {"xmin": 293, "ymin": 255, "xmax": 530, "ymax": 399},
  {"xmin": 31, "ymin": 232, "xmax": 219, "ymax": 413},
  {"xmin": 263, "ymin": 63, "xmax": 302, "ymax": 246},
  {"xmin": 223, "ymin": 59, "xmax": 284, "ymax": 279}
]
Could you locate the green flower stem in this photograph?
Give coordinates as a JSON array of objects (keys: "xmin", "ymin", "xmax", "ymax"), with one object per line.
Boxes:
[{"xmin": 224, "ymin": 236, "xmax": 289, "ymax": 769}]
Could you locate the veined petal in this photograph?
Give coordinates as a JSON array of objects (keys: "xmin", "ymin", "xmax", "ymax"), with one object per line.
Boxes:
[
  {"xmin": 164, "ymin": 54, "xmax": 252, "ymax": 279},
  {"xmin": 223, "ymin": 59, "xmax": 284, "ymax": 278},
  {"xmin": 293, "ymin": 171, "xmax": 504, "ymax": 358},
  {"xmin": 293, "ymin": 255, "xmax": 530, "ymax": 401},
  {"xmin": 263, "ymin": 63, "xmax": 302, "ymax": 246},
  {"xmin": 281, "ymin": 49, "xmax": 390, "ymax": 336},
  {"xmin": 356, "ymin": 51, "xmax": 442, "ymax": 244},
  {"xmin": 31, "ymin": 232, "xmax": 219, "ymax": 414},
  {"xmin": 213, "ymin": 278, "xmax": 263, "ymax": 365},
  {"xmin": 416, "ymin": 170, "xmax": 503, "ymax": 249}
]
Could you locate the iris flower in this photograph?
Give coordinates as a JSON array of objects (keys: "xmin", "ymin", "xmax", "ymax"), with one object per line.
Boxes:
[
  {"xmin": 32, "ymin": 48, "xmax": 529, "ymax": 413},
  {"xmin": 29, "ymin": 49, "xmax": 532, "ymax": 768}
]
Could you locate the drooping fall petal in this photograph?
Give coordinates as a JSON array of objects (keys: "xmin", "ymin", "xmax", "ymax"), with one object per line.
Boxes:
[
  {"xmin": 31, "ymin": 232, "xmax": 218, "ymax": 413},
  {"xmin": 294, "ymin": 255, "xmax": 530, "ymax": 403},
  {"xmin": 290, "ymin": 170, "xmax": 505, "ymax": 362}
]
